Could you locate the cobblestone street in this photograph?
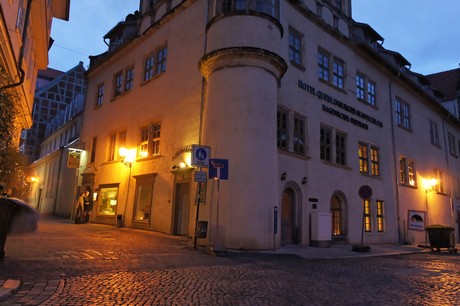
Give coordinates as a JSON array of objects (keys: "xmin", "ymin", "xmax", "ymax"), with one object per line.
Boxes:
[{"xmin": 1, "ymin": 217, "xmax": 459, "ymax": 305}]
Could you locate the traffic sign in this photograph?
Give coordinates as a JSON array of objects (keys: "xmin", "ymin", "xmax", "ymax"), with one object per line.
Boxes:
[
  {"xmin": 194, "ymin": 171, "xmax": 207, "ymax": 183},
  {"xmin": 209, "ymin": 159, "xmax": 229, "ymax": 180},
  {"xmin": 191, "ymin": 145, "xmax": 211, "ymax": 167},
  {"xmin": 358, "ymin": 185, "xmax": 373, "ymax": 200}
]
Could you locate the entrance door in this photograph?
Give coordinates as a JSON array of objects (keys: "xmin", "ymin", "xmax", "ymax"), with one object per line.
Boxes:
[
  {"xmin": 331, "ymin": 194, "xmax": 347, "ymax": 242},
  {"xmin": 173, "ymin": 183, "xmax": 190, "ymax": 236},
  {"xmin": 281, "ymin": 188, "xmax": 298, "ymax": 245}
]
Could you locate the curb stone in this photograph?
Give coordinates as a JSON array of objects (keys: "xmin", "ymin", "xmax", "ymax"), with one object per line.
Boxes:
[{"xmin": 0, "ymin": 279, "xmax": 20, "ymax": 302}]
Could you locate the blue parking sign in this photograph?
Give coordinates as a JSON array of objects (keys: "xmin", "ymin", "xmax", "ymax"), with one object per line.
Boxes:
[{"xmin": 209, "ymin": 159, "xmax": 229, "ymax": 180}]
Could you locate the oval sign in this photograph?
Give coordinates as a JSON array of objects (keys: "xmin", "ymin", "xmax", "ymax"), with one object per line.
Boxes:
[{"xmin": 358, "ymin": 185, "xmax": 373, "ymax": 200}]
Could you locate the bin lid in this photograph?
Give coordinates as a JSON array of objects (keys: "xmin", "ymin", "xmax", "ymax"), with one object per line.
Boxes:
[{"xmin": 426, "ymin": 224, "xmax": 454, "ymax": 229}]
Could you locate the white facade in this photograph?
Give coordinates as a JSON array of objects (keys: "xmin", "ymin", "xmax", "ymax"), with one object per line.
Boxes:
[{"xmin": 79, "ymin": 0, "xmax": 460, "ymax": 250}]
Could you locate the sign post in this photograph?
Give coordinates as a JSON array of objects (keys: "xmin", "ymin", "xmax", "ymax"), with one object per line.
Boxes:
[
  {"xmin": 209, "ymin": 159, "xmax": 229, "ymax": 253},
  {"xmin": 353, "ymin": 185, "xmax": 373, "ymax": 252}
]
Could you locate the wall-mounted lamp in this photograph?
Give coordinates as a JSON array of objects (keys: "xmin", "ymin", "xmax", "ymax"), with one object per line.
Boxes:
[
  {"xmin": 119, "ymin": 147, "xmax": 136, "ymax": 168},
  {"xmin": 302, "ymin": 177, "xmax": 307, "ymax": 185},
  {"xmin": 281, "ymin": 172, "xmax": 287, "ymax": 181},
  {"xmin": 26, "ymin": 175, "xmax": 39, "ymax": 183},
  {"xmin": 422, "ymin": 178, "xmax": 438, "ymax": 193}
]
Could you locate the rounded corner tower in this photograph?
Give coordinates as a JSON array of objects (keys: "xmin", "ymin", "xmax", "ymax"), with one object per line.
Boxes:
[{"xmin": 199, "ymin": 0, "xmax": 286, "ymax": 250}]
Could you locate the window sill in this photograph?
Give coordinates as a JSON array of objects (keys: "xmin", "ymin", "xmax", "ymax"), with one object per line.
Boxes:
[
  {"xmin": 278, "ymin": 148, "xmax": 310, "ymax": 160},
  {"xmin": 321, "ymin": 160, "xmax": 351, "ymax": 170},
  {"xmin": 359, "ymin": 172, "xmax": 382, "ymax": 180},
  {"xmin": 290, "ymin": 60, "xmax": 305, "ymax": 71},
  {"xmin": 136, "ymin": 154, "xmax": 163, "ymax": 163}
]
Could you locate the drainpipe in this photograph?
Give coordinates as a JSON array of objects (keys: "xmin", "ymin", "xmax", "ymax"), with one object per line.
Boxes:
[
  {"xmin": 388, "ymin": 76, "xmax": 403, "ymax": 244},
  {"xmin": 0, "ymin": 0, "xmax": 33, "ymax": 90}
]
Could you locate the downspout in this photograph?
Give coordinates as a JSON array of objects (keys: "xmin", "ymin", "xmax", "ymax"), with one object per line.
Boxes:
[
  {"xmin": 0, "ymin": 0, "xmax": 33, "ymax": 90},
  {"xmin": 53, "ymin": 146, "xmax": 65, "ymax": 215},
  {"xmin": 440, "ymin": 118, "xmax": 455, "ymax": 230},
  {"xmin": 388, "ymin": 76, "xmax": 403, "ymax": 244}
]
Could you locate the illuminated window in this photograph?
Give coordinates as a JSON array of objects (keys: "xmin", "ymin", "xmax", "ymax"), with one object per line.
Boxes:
[
  {"xmin": 400, "ymin": 157, "xmax": 416, "ymax": 186},
  {"xmin": 139, "ymin": 122, "xmax": 161, "ymax": 158},
  {"xmin": 363, "ymin": 199, "xmax": 371, "ymax": 232},
  {"xmin": 98, "ymin": 185, "xmax": 119, "ymax": 216},
  {"xmin": 133, "ymin": 175, "xmax": 156, "ymax": 222},
  {"xmin": 107, "ymin": 133, "xmax": 116, "ymax": 161},
  {"xmin": 359, "ymin": 142, "xmax": 379, "ymax": 176},
  {"xmin": 376, "ymin": 200, "xmax": 384, "ymax": 232}
]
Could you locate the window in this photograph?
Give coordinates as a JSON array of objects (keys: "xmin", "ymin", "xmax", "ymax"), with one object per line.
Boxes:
[
  {"xmin": 144, "ymin": 54, "xmax": 155, "ymax": 81},
  {"xmin": 293, "ymin": 115, "xmax": 305, "ymax": 154},
  {"xmin": 370, "ymin": 146, "xmax": 380, "ymax": 176},
  {"xmin": 139, "ymin": 122, "xmax": 161, "ymax": 158},
  {"xmin": 448, "ymin": 132, "xmax": 457, "ymax": 156},
  {"xmin": 320, "ymin": 127, "xmax": 332, "ymax": 162},
  {"xmin": 289, "ymin": 27, "xmax": 302, "ymax": 66},
  {"xmin": 400, "ymin": 157, "xmax": 416, "ymax": 186},
  {"xmin": 333, "ymin": 59, "xmax": 344, "ymax": 89},
  {"xmin": 113, "ymin": 71, "xmax": 123, "ymax": 97},
  {"xmin": 429, "ymin": 120, "xmax": 440, "ymax": 147},
  {"xmin": 277, "ymin": 109, "xmax": 288, "ymax": 150},
  {"xmin": 156, "ymin": 45, "xmax": 167, "ymax": 75},
  {"xmin": 107, "ymin": 133, "xmax": 116, "ymax": 161},
  {"xmin": 335, "ymin": 132, "xmax": 346, "ymax": 165},
  {"xmin": 358, "ymin": 142, "xmax": 368, "ymax": 173},
  {"xmin": 318, "ymin": 49, "xmax": 345, "ymax": 90},
  {"xmin": 218, "ymin": 0, "xmax": 279, "ymax": 18},
  {"xmin": 356, "ymin": 73, "xmax": 376, "ymax": 106},
  {"xmin": 90, "ymin": 137, "xmax": 97, "ymax": 163},
  {"xmin": 98, "ymin": 185, "xmax": 119, "ymax": 216},
  {"xmin": 376, "ymin": 200, "xmax": 384, "ymax": 232},
  {"xmin": 318, "ymin": 50, "xmax": 330, "ymax": 82},
  {"xmin": 434, "ymin": 169, "xmax": 444, "ymax": 193},
  {"xmin": 117, "ymin": 130, "xmax": 127, "ymax": 159},
  {"xmin": 320, "ymin": 127, "xmax": 346, "ymax": 165},
  {"xmin": 395, "ymin": 98, "xmax": 411, "ymax": 130},
  {"xmin": 96, "ymin": 84, "xmax": 104, "ymax": 106},
  {"xmin": 363, "ymin": 199, "xmax": 371, "ymax": 232},
  {"xmin": 133, "ymin": 175, "xmax": 155, "ymax": 222},
  {"xmin": 125, "ymin": 67, "xmax": 134, "ymax": 91}
]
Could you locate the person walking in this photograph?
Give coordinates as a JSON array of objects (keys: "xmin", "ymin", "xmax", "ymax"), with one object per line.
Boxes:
[{"xmin": 0, "ymin": 185, "xmax": 16, "ymax": 261}]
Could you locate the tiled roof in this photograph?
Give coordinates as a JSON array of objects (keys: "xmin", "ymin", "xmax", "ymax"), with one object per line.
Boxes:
[{"xmin": 425, "ymin": 68, "xmax": 460, "ymax": 100}]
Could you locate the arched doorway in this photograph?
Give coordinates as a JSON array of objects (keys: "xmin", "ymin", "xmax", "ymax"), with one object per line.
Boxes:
[
  {"xmin": 281, "ymin": 187, "xmax": 299, "ymax": 245},
  {"xmin": 330, "ymin": 192, "xmax": 348, "ymax": 243}
]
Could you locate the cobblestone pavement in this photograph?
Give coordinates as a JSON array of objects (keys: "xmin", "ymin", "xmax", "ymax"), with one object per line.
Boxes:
[{"xmin": 1, "ymin": 216, "xmax": 459, "ymax": 305}]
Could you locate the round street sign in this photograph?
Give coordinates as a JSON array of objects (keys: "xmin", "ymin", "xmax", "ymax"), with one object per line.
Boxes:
[{"xmin": 358, "ymin": 185, "xmax": 373, "ymax": 200}]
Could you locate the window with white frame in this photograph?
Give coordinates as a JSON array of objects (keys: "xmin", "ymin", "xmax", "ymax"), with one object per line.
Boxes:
[
  {"xmin": 107, "ymin": 133, "xmax": 116, "ymax": 161},
  {"xmin": 125, "ymin": 67, "xmax": 134, "ymax": 91},
  {"xmin": 318, "ymin": 48, "xmax": 345, "ymax": 90},
  {"xmin": 144, "ymin": 54, "xmax": 155, "ymax": 82},
  {"xmin": 356, "ymin": 73, "xmax": 376, "ymax": 106},
  {"xmin": 429, "ymin": 119, "xmax": 440, "ymax": 147},
  {"xmin": 400, "ymin": 157, "xmax": 416, "ymax": 186},
  {"xmin": 321, "ymin": 126, "xmax": 346, "ymax": 165},
  {"xmin": 289, "ymin": 27, "xmax": 302, "ymax": 67},
  {"xmin": 156, "ymin": 45, "xmax": 167, "ymax": 75},
  {"xmin": 113, "ymin": 71, "xmax": 123, "ymax": 97},
  {"xmin": 395, "ymin": 98, "xmax": 411, "ymax": 130},
  {"xmin": 277, "ymin": 108, "xmax": 307, "ymax": 156},
  {"xmin": 139, "ymin": 122, "xmax": 161, "ymax": 158},
  {"xmin": 96, "ymin": 84, "xmax": 104, "ymax": 107}
]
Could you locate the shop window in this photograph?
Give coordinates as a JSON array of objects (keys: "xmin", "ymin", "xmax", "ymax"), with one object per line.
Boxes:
[
  {"xmin": 98, "ymin": 185, "xmax": 119, "ymax": 216},
  {"xmin": 133, "ymin": 175, "xmax": 156, "ymax": 222}
]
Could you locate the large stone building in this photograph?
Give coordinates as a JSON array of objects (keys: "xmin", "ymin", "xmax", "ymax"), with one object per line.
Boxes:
[
  {"xmin": 76, "ymin": 0, "xmax": 460, "ymax": 250},
  {"xmin": 0, "ymin": 0, "xmax": 71, "ymax": 145}
]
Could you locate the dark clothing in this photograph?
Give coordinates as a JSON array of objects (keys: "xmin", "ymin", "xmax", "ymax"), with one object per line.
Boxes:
[{"xmin": 0, "ymin": 198, "xmax": 17, "ymax": 261}]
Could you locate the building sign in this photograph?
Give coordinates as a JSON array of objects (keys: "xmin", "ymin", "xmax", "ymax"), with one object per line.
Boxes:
[
  {"xmin": 67, "ymin": 149, "xmax": 82, "ymax": 168},
  {"xmin": 407, "ymin": 210, "xmax": 426, "ymax": 231},
  {"xmin": 297, "ymin": 80, "xmax": 383, "ymax": 130}
]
